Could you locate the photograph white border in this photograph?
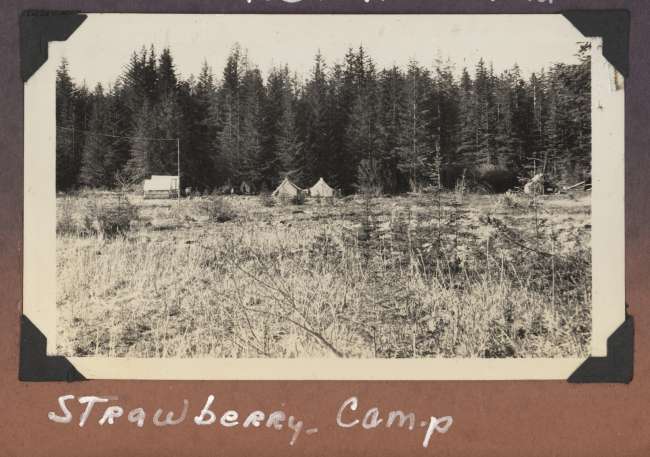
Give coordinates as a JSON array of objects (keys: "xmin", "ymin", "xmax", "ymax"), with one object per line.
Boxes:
[{"xmin": 23, "ymin": 14, "xmax": 625, "ymax": 380}]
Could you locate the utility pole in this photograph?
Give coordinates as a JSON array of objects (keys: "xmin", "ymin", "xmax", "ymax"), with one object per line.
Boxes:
[
  {"xmin": 177, "ymin": 138, "xmax": 181, "ymax": 203},
  {"xmin": 72, "ymin": 120, "xmax": 75, "ymax": 180}
]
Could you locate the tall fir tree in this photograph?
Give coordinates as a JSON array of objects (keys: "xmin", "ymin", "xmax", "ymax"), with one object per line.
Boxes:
[
  {"xmin": 55, "ymin": 59, "xmax": 80, "ymax": 190},
  {"xmin": 377, "ymin": 66, "xmax": 406, "ymax": 192},
  {"xmin": 301, "ymin": 51, "xmax": 330, "ymax": 184},
  {"xmin": 56, "ymin": 42, "xmax": 592, "ymax": 193},
  {"xmin": 397, "ymin": 59, "xmax": 433, "ymax": 191}
]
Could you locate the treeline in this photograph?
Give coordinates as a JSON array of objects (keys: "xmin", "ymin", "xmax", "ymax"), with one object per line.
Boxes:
[{"xmin": 56, "ymin": 43, "xmax": 591, "ymax": 193}]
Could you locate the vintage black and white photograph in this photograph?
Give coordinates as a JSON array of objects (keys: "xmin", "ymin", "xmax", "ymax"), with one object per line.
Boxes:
[{"xmin": 24, "ymin": 14, "xmax": 624, "ymax": 379}]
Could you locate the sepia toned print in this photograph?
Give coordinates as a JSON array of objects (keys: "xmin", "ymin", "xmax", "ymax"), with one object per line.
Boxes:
[{"xmin": 24, "ymin": 15, "xmax": 624, "ymax": 379}]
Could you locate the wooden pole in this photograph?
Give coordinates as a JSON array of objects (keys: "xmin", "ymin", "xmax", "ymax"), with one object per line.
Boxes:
[{"xmin": 177, "ymin": 138, "xmax": 180, "ymax": 203}]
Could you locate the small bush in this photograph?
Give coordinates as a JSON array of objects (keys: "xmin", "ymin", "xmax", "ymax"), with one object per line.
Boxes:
[
  {"xmin": 290, "ymin": 192, "xmax": 306, "ymax": 206},
  {"xmin": 259, "ymin": 185, "xmax": 276, "ymax": 208},
  {"xmin": 56, "ymin": 197, "xmax": 80, "ymax": 236},
  {"xmin": 500, "ymin": 194, "xmax": 517, "ymax": 208},
  {"xmin": 198, "ymin": 197, "xmax": 236, "ymax": 223},
  {"xmin": 441, "ymin": 164, "xmax": 519, "ymax": 193},
  {"xmin": 88, "ymin": 196, "xmax": 139, "ymax": 238},
  {"xmin": 218, "ymin": 183, "xmax": 234, "ymax": 196}
]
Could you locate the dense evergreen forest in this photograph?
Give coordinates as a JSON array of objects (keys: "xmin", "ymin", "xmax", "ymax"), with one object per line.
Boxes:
[{"xmin": 56, "ymin": 43, "xmax": 591, "ymax": 194}]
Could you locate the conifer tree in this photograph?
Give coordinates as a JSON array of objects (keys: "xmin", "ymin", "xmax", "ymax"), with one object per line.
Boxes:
[
  {"xmin": 239, "ymin": 62, "xmax": 265, "ymax": 181},
  {"xmin": 55, "ymin": 58, "xmax": 80, "ymax": 190},
  {"xmin": 301, "ymin": 51, "xmax": 330, "ymax": 183},
  {"xmin": 274, "ymin": 67, "xmax": 303, "ymax": 183},
  {"xmin": 457, "ymin": 67, "xmax": 479, "ymax": 164},
  {"xmin": 377, "ymin": 66, "xmax": 406, "ymax": 192},
  {"xmin": 397, "ymin": 60, "xmax": 433, "ymax": 191},
  {"xmin": 218, "ymin": 44, "xmax": 243, "ymax": 183},
  {"xmin": 55, "ymin": 42, "xmax": 592, "ymax": 193}
]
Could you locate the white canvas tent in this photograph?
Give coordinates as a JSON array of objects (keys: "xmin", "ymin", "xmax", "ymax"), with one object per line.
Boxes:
[
  {"xmin": 271, "ymin": 178, "xmax": 302, "ymax": 197},
  {"xmin": 143, "ymin": 175, "xmax": 179, "ymax": 199},
  {"xmin": 523, "ymin": 173, "xmax": 557, "ymax": 195},
  {"xmin": 309, "ymin": 177, "xmax": 334, "ymax": 197}
]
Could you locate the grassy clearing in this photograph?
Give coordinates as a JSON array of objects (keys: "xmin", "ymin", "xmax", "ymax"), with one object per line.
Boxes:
[{"xmin": 56, "ymin": 188, "xmax": 591, "ymax": 359}]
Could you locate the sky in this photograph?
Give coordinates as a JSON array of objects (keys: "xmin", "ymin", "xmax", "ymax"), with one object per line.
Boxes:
[{"xmin": 56, "ymin": 14, "xmax": 588, "ymax": 89}]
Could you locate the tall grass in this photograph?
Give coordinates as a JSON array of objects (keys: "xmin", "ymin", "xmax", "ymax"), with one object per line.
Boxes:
[{"xmin": 56, "ymin": 189, "xmax": 591, "ymax": 359}]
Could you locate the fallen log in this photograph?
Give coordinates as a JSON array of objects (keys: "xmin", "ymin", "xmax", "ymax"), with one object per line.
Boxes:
[{"xmin": 563, "ymin": 181, "xmax": 585, "ymax": 190}]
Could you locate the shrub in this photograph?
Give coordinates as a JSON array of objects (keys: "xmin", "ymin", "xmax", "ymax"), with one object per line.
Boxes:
[
  {"xmin": 259, "ymin": 184, "xmax": 275, "ymax": 208},
  {"xmin": 500, "ymin": 194, "xmax": 517, "ymax": 208},
  {"xmin": 56, "ymin": 197, "xmax": 78, "ymax": 236},
  {"xmin": 290, "ymin": 192, "xmax": 306, "ymax": 206},
  {"xmin": 88, "ymin": 196, "xmax": 139, "ymax": 238},
  {"xmin": 441, "ymin": 164, "xmax": 519, "ymax": 193},
  {"xmin": 218, "ymin": 182, "xmax": 234, "ymax": 196},
  {"xmin": 475, "ymin": 167, "xmax": 519, "ymax": 193},
  {"xmin": 198, "ymin": 197, "xmax": 236, "ymax": 223}
]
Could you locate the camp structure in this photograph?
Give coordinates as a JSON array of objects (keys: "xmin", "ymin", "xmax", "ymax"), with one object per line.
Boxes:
[
  {"xmin": 523, "ymin": 173, "xmax": 557, "ymax": 195},
  {"xmin": 143, "ymin": 175, "xmax": 179, "ymax": 199},
  {"xmin": 309, "ymin": 177, "xmax": 334, "ymax": 197},
  {"xmin": 240, "ymin": 180, "xmax": 257, "ymax": 194},
  {"xmin": 271, "ymin": 178, "xmax": 302, "ymax": 197},
  {"xmin": 523, "ymin": 180, "xmax": 544, "ymax": 195}
]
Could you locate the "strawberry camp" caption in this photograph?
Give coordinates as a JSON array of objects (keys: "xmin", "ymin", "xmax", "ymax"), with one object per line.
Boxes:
[{"xmin": 49, "ymin": 395, "xmax": 452, "ymax": 447}]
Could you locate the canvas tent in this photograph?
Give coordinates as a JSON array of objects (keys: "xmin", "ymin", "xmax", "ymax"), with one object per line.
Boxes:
[
  {"xmin": 143, "ymin": 175, "xmax": 179, "ymax": 199},
  {"xmin": 309, "ymin": 177, "xmax": 334, "ymax": 197},
  {"xmin": 271, "ymin": 178, "xmax": 302, "ymax": 197},
  {"xmin": 240, "ymin": 180, "xmax": 257, "ymax": 194},
  {"xmin": 523, "ymin": 173, "xmax": 556, "ymax": 195}
]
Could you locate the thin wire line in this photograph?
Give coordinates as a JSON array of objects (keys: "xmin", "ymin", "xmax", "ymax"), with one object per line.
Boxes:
[
  {"xmin": 183, "ymin": 159, "xmax": 214, "ymax": 186},
  {"xmin": 56, "ymin": 126, "xmax": 177, "ymax": 142},
  {"xmin": 182, "ymin": 171, "xmax": 212, "ymax": 189},
  {"xmin": 57, "ymin": 125, "xmax": 215, "ymax": 188}
]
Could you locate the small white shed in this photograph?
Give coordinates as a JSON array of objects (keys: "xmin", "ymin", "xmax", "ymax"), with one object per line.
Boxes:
[{"xmin": 143, "ymin": 175, "xmax": 179, "ymax": 199}]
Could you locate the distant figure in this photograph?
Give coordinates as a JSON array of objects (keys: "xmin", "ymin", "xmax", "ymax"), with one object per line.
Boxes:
[
  {"xmin": 185, "ymin": 187, "xmax": 192, "ymax": 197},
  {"xmin": 231, "ymin": 188, "xmax": 235, "ymax": 198}
]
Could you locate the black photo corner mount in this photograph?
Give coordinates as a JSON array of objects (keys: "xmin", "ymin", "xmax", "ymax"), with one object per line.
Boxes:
[
  {"xmin": 561, "ymin": 9, "xmax": 629, "ymax": 78},
  {"xmin": 20, "ymin": 11, "xmax": 88, "ymax": 381},
  {"xmin": 21, "ymin": 10, "xmax": 87, "ymax": 82},
  {"xmin": 568, "ymin": 309, "xmax": 633, "ymax": 384},
  {"xmin": 19, "ymin": 315, "xmax": 88, "ymax": 382},
  {"xmin": 562, "ymin": 9, "xmax": 631, "ymax": 383}
]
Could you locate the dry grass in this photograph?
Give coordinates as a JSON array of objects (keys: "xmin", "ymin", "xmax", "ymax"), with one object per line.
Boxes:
[{"xmin": 56, "ymin": 189, "xmax": 592, "ymax": 359}]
